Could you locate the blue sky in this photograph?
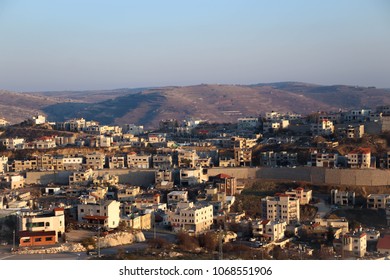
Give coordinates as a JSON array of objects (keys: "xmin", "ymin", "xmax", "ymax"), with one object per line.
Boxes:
[{"xmin": 0, "ymin": 0, "xmax": 389, "ymax": 91}]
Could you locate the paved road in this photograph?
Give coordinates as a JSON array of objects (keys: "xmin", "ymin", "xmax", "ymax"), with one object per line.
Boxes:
[
  {"xmin": 0, "ymin": 230, "xmax": 177, "ymax": 260},
  {"xmin": 313, "ymin": 194, "xmax": 332, "ymax": 218}
]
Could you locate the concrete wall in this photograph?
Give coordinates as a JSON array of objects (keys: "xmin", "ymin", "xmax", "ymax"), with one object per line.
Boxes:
[
  {"xmin": 25, "ymin": 169, "xmax": 156, "ymax": 186},
  {"xmin": 206, "ymin": 167, "xmax": 390, "ymax": 186},
  {"xmin": 25, "ymin": 167, "xmax": 390, "ymax": 187}
]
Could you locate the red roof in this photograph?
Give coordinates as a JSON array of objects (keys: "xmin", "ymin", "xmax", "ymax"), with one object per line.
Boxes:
[
  {"xmin": 19, "ymin": 231, "xmax": 56, "ymax": 238},
  {"xmin": 377, "ymin": 235, "xmax": 390, "ymax": 250},
  {"xmin": 215, "ymin": 173, "xmax": 232, "ymax": 179},
  {"xmin": 82, "ymin": 215, "xmax": 108, "ymax": 221},
  {"xmin": 349, "ymin": 147, "xmax": 371, "ymax": 155},
  {"xmin": 54, "ymin": 207, "xmax": 64, "ymax": 212},
  {"xmin": 261, "ymin": 220, "xmax": 270, "ymax": 225}
]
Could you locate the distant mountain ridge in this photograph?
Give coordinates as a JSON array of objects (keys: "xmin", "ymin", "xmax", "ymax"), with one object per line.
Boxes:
[{"xmin": 1, "ymin": 82, "xmax": 389, "ymax": 128}]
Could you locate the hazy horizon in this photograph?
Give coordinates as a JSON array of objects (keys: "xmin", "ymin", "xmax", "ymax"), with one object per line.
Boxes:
[{"xmin": 1, "ymin": 0, "xmax": 389, "ymax": 92}]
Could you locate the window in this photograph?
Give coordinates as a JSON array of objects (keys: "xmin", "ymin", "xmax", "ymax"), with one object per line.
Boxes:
[
  {"xmin": 45, "ymin": 237, "xmax": 53, "ymax": 241},
  {"xmin": 81, "ymin": 209, "xmax": 84, "ymax": 213},
  {"xmin": 35, "ymin": 238, "xmax": 42, "ymax": 242},
  {"xmin": 46, "ymin": 222, "xmax": 50, "ymax": 227}
]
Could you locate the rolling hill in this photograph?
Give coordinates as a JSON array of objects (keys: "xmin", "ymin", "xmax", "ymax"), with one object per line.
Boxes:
[{"xmin": 1, "ymin": 83, "xmax": 389, "ymax": 128}]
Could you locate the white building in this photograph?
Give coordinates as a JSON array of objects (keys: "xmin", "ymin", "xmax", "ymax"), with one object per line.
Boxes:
[
  {"xmin": 168, "ymin": 201, "xmax": 213, "ymax": 234},
  {"xmin": 180, "ymin": 167, "xmax": 208, "ymax": 186},
  {"xmin": 347, "ymin": 147, "xmax": 371, "ymax": 168},
  {"xmin": 367, "ymin": 194, "xmax": 390, "ymax": 210},
  {"xmin": 167, "ymin": 191, "xmax": 188, "ymax": 208},
  {"xmin": 331, "ymin": 189, "xmax": 355, "ymax": 206},
  {"xmin": 261, "ymin": 194, "xmax": 300, "ymax": 224},
  {"xmin": 0, "ymin": 156, "xmax": 8, "ymax": 173},
  {"xmin": 127, "ymin": 153, "xmax": 151, "ymax": 169},
  {"xmin": 18, "ymin": 208, "xmax": 65, "ymax": 242},
  {"xmin": 77, "ymin": 200, "xmax": 120, "ymax": 229},
  {"xmin": 311, "ymin": 120, "xmax": 334, "ymax": 136}
]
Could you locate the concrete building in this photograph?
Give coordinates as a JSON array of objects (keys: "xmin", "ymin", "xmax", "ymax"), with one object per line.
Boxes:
[
  {"xmin": 77, "ymin": 200, "xmax": 120, "ymax": 229},
  {"xmin": 337, "ymin": 124, "xmax": 364, "ymax": 139},
  {"xmin": 331, "ymin": 189, "xmax": 355, "ymax": 206},
  {"xmin": 120, "ymin": 213, "xmax": 151, "ymax": 230},
  {"xmin": 108, "ymin": 155, "xmax": 126, "ymax": 169},
  {"xmin": 347, "ymin": 147, "xmax": 371, "ymax": 168},
  {"xmin": 260, "ymin": 151, "xmax": 298, "ymax": 167},
  {"xmin": 0, "ymin": 174, "xmax": 25, "ymax": 189},
  {"xmin": 1, "ymin": 138, "xmax": 25, "ymax": 150},
  {"xmin": 69, "ymin": 169, "xmax": 96, "ymax": 185},
  {"xmin": 367, "ymin": 194, "xmax": 390, "ymax": 210},
  {"xmin": 252, "ymin": 219, "xmax": 287, "ymax": 242},
  {"xmin": 167, "ymin": 191, "xmax": 188, "ymax": 208},
  {"xmin": 311, "ymin": 120, "xmax": 334, "ymax": 136},
  {"xmin": 285, "ymin": 187, "xmax": 312, "ymax": 205},
  {"xmin": 117, "ymin": 186, "xmax": 141, "ymax": 202},
  {"xmin": 334, "ymin": 232, "xmax": 367, "ymax": 258},
  {"xmin": 168, "ymin": 201, "xmax": 213, "ymax": 234},
  {"xmin": 127, "ymin": 153, "xmax": 151, "ymax": 169},
  {"xmin": 152, "ymin": 154, "xmax": 172, "ymax": 169},
  {"xmin": 85, "ymin": 152, "xmax": 105, "ymax": 170},
  {"xmin": 63, "ymin": 155, "xmax": 83, "ymax": 170},
  {"xmin": 0, "ymin": 156, "xmax": 8, "ymax": 173},
  {"xmin": 234, "ymin": 147, "xmax": 252, "ymax": 167},
  {"xmin": 122, "ymin": 124, "xmax": 144, "ymax": 135},
  {"xmin": 314, "ymin": 218, "xmax": 349, "ymax": 233},
  {"xmin": 310, "ymin": 152, "xmax": 338, "ymax": 168},
  {"xmin": 155, "ymin": 169, "xmax": 173, "ymax": 184},
  {"xmin": 261, "ymin": 194, "xmax": 300, "ymax": 224},
  {"xmin": 18, "ymin": 208, "xmax": 65, "ymax": 247},
  {"xmin": 210, "ymin": 173, "xmax": 237, "ymax": 196},
  {"xmin": 180, "ymin": 167, "xmax": 208, "ymax": 186},
  {"xmin": 178, "ymin": 149, "xmax": 198, "ymax": 168}
]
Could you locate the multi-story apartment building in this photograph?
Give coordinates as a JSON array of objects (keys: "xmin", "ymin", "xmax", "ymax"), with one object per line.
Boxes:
[
  {"xmin": 0, "ymin": 174, "xmax": 24, "ymax": 189},
  {"xmin": 155, "ymin": 169, "xmax": 173, "ymax": 184},
  {"xmin": 1, "ymin": 138, "xmax": 25, "ymax": 150},
  {"xmin": 347, "ymin": 147, "xmax": 371, "ymax": 168},
  {"xmin": 252, "ymin": 219, "xmax": 287, "ymax": 242},
  {"xmin": 34, "ymin": 136, "xmax": 57, "ymax": 149},
  {"xmin": 285, "ymin": 187, "xmax": 312, "ymax": 205},
  {"xmin": 0, "ymin": 156, "xmax": 8, "ymax": 173},
  {"xmin": 367, "ymin": 194, "xmax": 390, "ymax": 210},
  {"xmin": 331, "ymin": 189, "xmax": 355, "ymax": 206},
  {"xmin": 210, "ymin": 173, "xmax": 237, "ymax": 196},
  {"xmin": 180, "ymin": 167, "xmax": 208, "ymax": 186},
  {"xmin": 168, "ymin": 201, "xmax": 213, "ymax": 234},
  {"xmin": 334, "ymin": 232, "xmax": 367, "ymax": 258},
  {"xmin": 69, "ymin": 169, "xmax": 96, "ymax": 185},
  {"xmin": 311, "ymin": 120, "xmax": 334, "ymax": 136},
  {"xmin": 84, "ymin": 152, "xmax": 105, "ymax": 170},
  {"xmin": 127, "ymin": 153, "xmax": 151, "ymax": 169},
  {"xmin": 108, "ymin": 155, "xmax": 126, "ymax": 169},
  {"xmin": 261, "ymin": 194, "xmax": 300, "ymax": 224},
  {"xmin": 18, "ymin": 208, "xmax": 65, "ymax": 247},
  {"xmin": 310, "ymin": 152, "xmax": 338, "ymax": 168},
  {"xmin": 122, "ymin": 124, "xmax": 144, "ymax": 135},
  {"xmin": 167, "ymin": 191, "xmax": 188, "ymax": 208},
  {"xmin": 337, "ymin": 124, "xmax": 365, "ymax": 139},
  {"xmin": 260, "ymin": 151, "xmax": 298, "ymax": 167},
  {"xmin": 63, "ymin": 155, "xmax": 83, "ymax": 170},
  {"xmin": 177, "ymin": 149, "xmax": 198, "ymax": 168},
  {"xmin": 234, "ymin": 147, "xmax": 252, "ymax": 167},
  {"xmin": 117, "ymin": 186, "xmax": 141, "ymax": 202},
  {"xmin": 152, "ymin": 154, "xmax": 172, "ymax": 169},
  {"xmin": 11, "ymin": 158, "xmax": 38, "ymax": 172},
  {"xmin": 77, "ymin": 200, "xmax": 120, "ymax": 229}
]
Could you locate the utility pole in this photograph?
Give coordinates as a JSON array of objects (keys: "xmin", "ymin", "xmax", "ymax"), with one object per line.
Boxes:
[
  {"xmin": 218, "ymin": 227, "xmax": 223, "ymax": 260},
  {"xmin": 98, "ymin": 199, "xmax": 102, "ymax": 258},
  {"xmin": 12, "ymin": 230, "xmax": 15, "ymax": 251}
]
